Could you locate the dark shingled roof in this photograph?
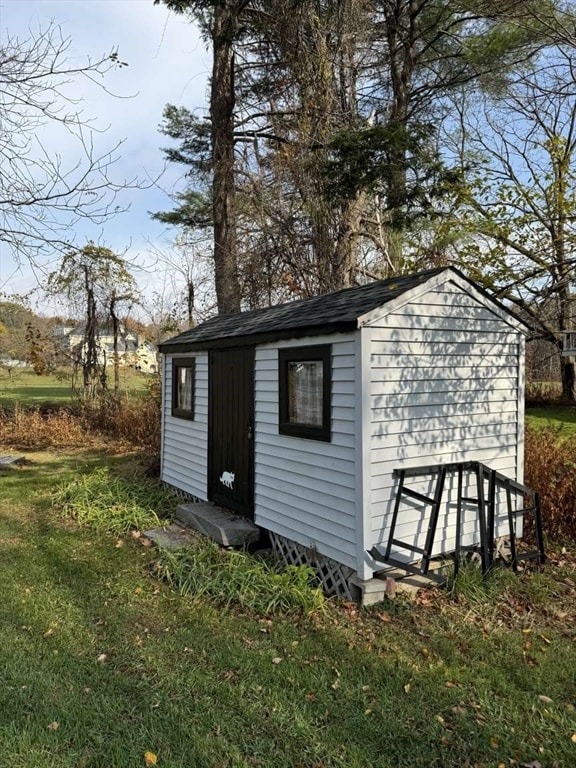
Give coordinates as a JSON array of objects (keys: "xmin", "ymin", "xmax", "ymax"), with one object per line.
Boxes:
[{"xmin": 159, "ymin": 267, "xmax": 501, "ymax": 352}]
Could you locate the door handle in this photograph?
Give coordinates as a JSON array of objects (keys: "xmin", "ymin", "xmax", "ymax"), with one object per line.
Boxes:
[{"xmin": 247, "ymin": 425, "xmax": 253, "ymax": 440}]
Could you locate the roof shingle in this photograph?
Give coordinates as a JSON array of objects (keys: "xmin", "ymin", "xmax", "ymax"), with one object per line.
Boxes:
[{"xmin": 159, "ymin": 267, "xmax": 483, "ymax": 352}]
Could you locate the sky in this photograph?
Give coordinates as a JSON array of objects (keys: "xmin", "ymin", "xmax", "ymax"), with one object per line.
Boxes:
[{"xmin": 0, "ymin": 0, "xmax": 209, "ymax": 314}]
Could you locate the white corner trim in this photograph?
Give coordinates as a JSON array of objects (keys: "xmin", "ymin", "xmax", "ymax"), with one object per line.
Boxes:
[
  {"xmin": 516, "ymin": 337, "xmax": 526, "ymax": 483},
  {"xmin": 354, "ymin": 326, "xmax": 373, "ymax": 581}
]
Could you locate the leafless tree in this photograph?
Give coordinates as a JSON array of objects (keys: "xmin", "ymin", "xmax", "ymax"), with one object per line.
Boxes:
[{"xmin": 0, "ymin": 22, "xmax": 135, "ymax": 264}]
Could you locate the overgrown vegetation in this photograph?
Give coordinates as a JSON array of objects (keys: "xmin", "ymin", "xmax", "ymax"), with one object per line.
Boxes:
[
  {"xmin": 156, "ymin": 545, "xmax": 325, "ymax": 616},
  {"xmin": 0, "ymin": 376, "xmax": 161, "ymax": 455},
  {"xmin": 525, "ymin": 425, "xmax": 576, "ymax": 541},
  {"xmin": 53, "ymin": 466, "xmax": 177, "ymax": 534},
  {"xmin": 525, "ymin": 380, "xmax": 564, "ymax": 406},
  {"xmin": 0, "ymin": 402, "xmax": 87, "ymax": 449}
]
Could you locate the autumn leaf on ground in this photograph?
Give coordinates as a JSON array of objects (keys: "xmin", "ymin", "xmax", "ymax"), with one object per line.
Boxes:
[
  {"xmin": 47, "ymin": 721, "xmax": 59, "ymax": 731},
  {"xmin": 271, "ymin": 657, "xmax": 282, "ymax": 664},
  {"xmin": 144, "ymin": 751, "xmax": 158, "ymax": 766}
]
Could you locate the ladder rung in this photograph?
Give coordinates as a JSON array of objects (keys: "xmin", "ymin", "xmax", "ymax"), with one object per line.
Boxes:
[
  {"xmin": 516, "ymin": 552, "xmax": 544, "ymax": 562},
  {"xmin": 389, "ymin": 539, "xmax": 428, "ymax": 556},
  {"xmin": 378, "ymin": 557, "xmax": 447, "ymax": 584},
  {"xmin": 400, "ymin": 487, "xmax": 436, "ymax": 505}
]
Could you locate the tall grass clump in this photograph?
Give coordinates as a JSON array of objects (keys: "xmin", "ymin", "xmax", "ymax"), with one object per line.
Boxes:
[
  {"xmin": 54, "ymin": 467, "xmax": 178, "ymax": 534},
  {"xmin": 79, "ymin": 379, "xmax": 161, "ymax": 455},
  {"xmin": 0, "ymin": 402, "xmax": 88, "ymax": 449},
  {"xmin": 524, "ymin": 425, "xmax": 576, "ymax": 541},
  {"xmin": 525, "ymin": 380, "xmax": 563, "ymax": 406},
  {"xmin": 156, "ymin": 543, "xmax": 326, "ymax": 615}
]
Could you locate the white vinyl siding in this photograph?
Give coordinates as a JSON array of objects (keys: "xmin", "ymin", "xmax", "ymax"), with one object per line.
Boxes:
[
  {"xmin": 367, "ymin": 281, "xmax": 524, "ymax": 559},
  {"xmin": 161, "ymin": 352, "xmax": 209, "ymax": 500},
  {"xmin": 254, "ymin": 334, "xmax": 357, "ymax": 568}
]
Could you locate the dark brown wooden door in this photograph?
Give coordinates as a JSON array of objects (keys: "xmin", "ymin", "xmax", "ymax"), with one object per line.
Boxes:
[{"xmin": 208, "ymin": 347, "xmax": 255, "ymax": 517}]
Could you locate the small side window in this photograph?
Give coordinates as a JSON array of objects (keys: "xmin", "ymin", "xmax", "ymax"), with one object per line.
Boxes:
[
  {"xmin": 172, "ymin": 357, "xmax": 195, "ymax": 420},
  {"xmin": 278, "ymin": 345, "xmax": 331, "ymax": 441}
]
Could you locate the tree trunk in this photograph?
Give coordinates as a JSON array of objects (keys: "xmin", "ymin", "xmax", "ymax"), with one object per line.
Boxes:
[
  {"xmin": 211, "ymin": 1, "xmax": 241, "ymax": 314},
  {"xmin": 382, "ymin": 0, "xmax": 418, "ymax": 269},
  {"xmin": 110, "ymin": 293, "xmax": 121, "ymax": 397},
  {"xmin": 561, "ymin": 356, "xmax": 576, "ymax": 402}
]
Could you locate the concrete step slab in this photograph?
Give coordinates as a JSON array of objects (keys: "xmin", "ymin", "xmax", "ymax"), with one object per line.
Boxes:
[
  {"xmin": 143, "ymin": 523, "xmax": 201, "ymax": 551},
  {"xmin": 0, "ymin": 455, "xmax": 24, "ymax": 469},
  {"xmin": 175, "ymin": 502, "xmax": 260, "ymax": 548}
]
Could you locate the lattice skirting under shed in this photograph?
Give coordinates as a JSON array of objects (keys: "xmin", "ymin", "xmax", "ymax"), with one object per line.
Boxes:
[
  {"xmin": 269, "ymin": 532, "xmax": 356, "ymax": 601},
  {"xmin": 162, "ymin": 482, "xmax": 203, "ymax": 504}
]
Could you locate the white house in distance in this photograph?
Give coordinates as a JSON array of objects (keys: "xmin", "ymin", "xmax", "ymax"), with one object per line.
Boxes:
[
  {"xmin": 159, "ymin": 267, "xmax": 530, "ymax": 602},
  {"xmin": 54, "ymin": 325, "xmax": 158, "ymax": 374}
]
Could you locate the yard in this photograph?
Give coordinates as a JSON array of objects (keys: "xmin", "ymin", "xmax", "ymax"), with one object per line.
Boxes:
[
  {"xmin": 0, "ymin": 445, "xmax": 575, "ymax": 768},
  {"xmin": 0, "ymin": 368, "xmax": 150, "ymax": 408}
]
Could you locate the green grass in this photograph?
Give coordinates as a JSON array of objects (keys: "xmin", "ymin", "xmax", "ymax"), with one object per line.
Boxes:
[
  {"xmin": 0, "ymin": 448, "xmax": 575, "ymax": 767},
  {"xmin": 526, "ymin": 405, "xmax": 576, "ymax": 434},
  {"xmin": 0, "ymin": 368, "xmax": 150, "ymax": 407}
]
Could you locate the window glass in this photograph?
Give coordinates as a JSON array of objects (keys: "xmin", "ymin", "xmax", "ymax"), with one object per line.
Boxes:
[
  {"xmin": 279, "ymin": 345, "xmax": 331, "ymax": 441},
  {"xmin": 177, "ymin": 366, "xmax": 194, "ymax": 411},
  {"xmin": 172, "ymin": 358, "xmax": 195, "ymax": 419},
  {"xmin": 287, "ymin": 360, "xmax": 323, "ymax": 426}
]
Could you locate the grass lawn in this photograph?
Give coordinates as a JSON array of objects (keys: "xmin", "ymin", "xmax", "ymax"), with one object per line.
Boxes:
[
  {"xmin": 526, "ymin": 405, "xmax": 576, "ymax": 434},
  {"xmin": 0, "ymin": 368, "xmax": 151, "ymax": 407},
  {"xmin": 0, "ymin": 448, "xmax": 575, "ymax": 767}
]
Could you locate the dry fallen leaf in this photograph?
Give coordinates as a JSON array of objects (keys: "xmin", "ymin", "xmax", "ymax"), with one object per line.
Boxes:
[
  {"xmin": 43, "ymin": 628, "xmax": 55, "ymax": 638},
  {"xmin": 144, "ymin": 751, "xmax": 158, "ymax": 767},
  {"xmin": 47, "ymin": 721, "xmax": 59, "ymax": 731},
  {"xmin": 537, "ymin": 695, "xmax": 553, "ymax": 704},
  {"xmin": 96, "ymin": 653, "xmax": 107, "ymax": 663},
  {"xmin": 571, "ymin": 733, "xmax": 576, "ymax": 743},
  {"xmin": 271, "ymin": 657, "xmax": 282, "ymax": 665}
]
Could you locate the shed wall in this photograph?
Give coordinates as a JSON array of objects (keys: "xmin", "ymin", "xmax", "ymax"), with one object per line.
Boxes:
[
  {"xmin": 161, "ymin": 352, "xmax": 209, "ymax": 499},
  {"xmin": 367, "ymin": 281, "xmax": 524, "ymax": 558},
  {"xmin": 254, "ymin": 334, "xmax": 358, "ymax": 569}
]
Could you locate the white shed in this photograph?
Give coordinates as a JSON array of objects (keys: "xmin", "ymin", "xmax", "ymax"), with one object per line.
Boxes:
[{"xmin": 159, "ymin": 267, "xmax": 529, "ymax": 601}]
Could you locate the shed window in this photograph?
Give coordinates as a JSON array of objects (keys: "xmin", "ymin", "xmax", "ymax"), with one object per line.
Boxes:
[
  {"xmin": 172, "ymin": 358, "xmax": 195, "ymax": 420},
  {"xmin": 279, "ymin": 345, "xmax": 331, "ymax": 441}
]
